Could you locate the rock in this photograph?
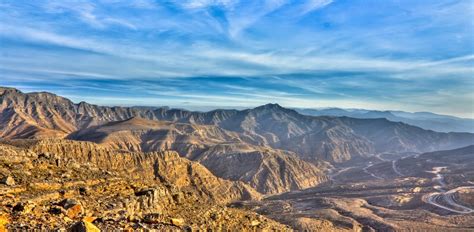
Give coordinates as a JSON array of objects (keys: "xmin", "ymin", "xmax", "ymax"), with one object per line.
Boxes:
[
  {"xmin": 79, "ymin": 187, "xmax": 89, "ymax": 196},
  {"xmin": 1, "ymin": 176, "xmax": 15, "ymax": 186},
  {"xmin": 250, "ymin": 220, "xmax": 261, "ymax": 226},
  {"xmin": 0, "ymin": 213, "xmax": 10, "ymax": 232},
  {"xmin": 172, "ymin": 193, "xmax": 185, "ymax": 204},
  {"xmin": 49, "ymin": 206, "xmax": 65, "ymax": 215},
  {"xmin": 69, "ymin": 220, "xmax": 101, "ymax": 232},
  {"xmin": 59, "ymin": 199, "xmax": 79, "ymax": 209},
  {"xmin": 0, "ymin": 140, "xmax": 288, "ymax": 230},
  {"xmin": 134, "ymin": 188, "xmax": 153, "ymax": 196},
  {"xmin": 83, "ymin": 216, "xmax": 97, "ymax": 223},
  {"xmin": 12, "ymin": 201, "xmax": 36, "ymax": 215},
  {"xmin": 58, "ymin": 199, "xmax": 83, "ymax": 219},
  {"xmin": 66, "ymin": 204, "xmax": 83, "ymax": 219},
  {"xmin": 143, "ymin": 213, "xmax": 164, "ymax": 224},
  {"xmin": 38, "ymin": 153, "xmax": 51, "ymax": 159},
  {"xmin": 170, "ymin": 218, "xmax": 185, "ymax": 227},
  {"xmin": 210, "ymin": 212, "xmax": 219, "ymax": 220}
]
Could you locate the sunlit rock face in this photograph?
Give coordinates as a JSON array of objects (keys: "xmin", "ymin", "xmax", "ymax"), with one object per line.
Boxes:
[{"xmin": 0, "ymin": 139, "xmax": 289, "ymax": 230}]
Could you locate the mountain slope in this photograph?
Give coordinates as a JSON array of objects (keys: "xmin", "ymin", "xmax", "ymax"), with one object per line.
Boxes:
[
  {"xmin": 339, "ymin": 117, "xmax": 474, "ymax": 154},
  {"xmin": 296, "ymin": 107, "xmax": 474, "ymax": 133},
  {"xmin": 2, "ymin": 87, "xmax": 474, "ymax": 164},
  {"xmin": 29, "ymin": 139, "xmax": 260, "ymax": 203},
  {"xmin": 67, "ymin": 117, "xmax": 328, "ymax": 194},
  {"xmin": 0, "ymin": 139, "xmax": 290, "ymax": 230}
]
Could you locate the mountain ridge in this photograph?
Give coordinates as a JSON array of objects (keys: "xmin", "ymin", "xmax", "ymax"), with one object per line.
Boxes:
[
  {"xmin": 2, "ymin": 86, "xmax": 474, "ymax": 230},
  {"xmin": 2, "ymin": 86, "xmax": 474, "ymax": 195},
  {"xmin": 296, "ymin": 107, "xmax": 474, "ymax": 133},
  {"xmin": 2, "ymin": 86, "xmax": 473, "ymax": 160}
]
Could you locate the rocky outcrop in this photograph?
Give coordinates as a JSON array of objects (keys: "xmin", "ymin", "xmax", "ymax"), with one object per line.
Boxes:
[
  {"xmin": 29, "ymin": 139, "xmax": 259, "ymax": 204},
  {"xmin": 197, "ymin": 144, "xmax": 328, "ymax": 194},
  {"xmin": 0, "ymin": 139, "xmax": 287, "ymax": 230},
  {"xmin": 67, "ymin": 118, "xmax": 328, "ymax": 194},
  {"xmin": 276, "ymin": 125, "xmax": 374, "ymax": 163}
]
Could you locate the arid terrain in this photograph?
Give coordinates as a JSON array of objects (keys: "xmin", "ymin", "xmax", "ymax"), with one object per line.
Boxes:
[
  {"xmin": 1, "ymin": 87, "xmax": 473, "ymax": 231},
  {"xmin": 235, "ymin": 146, "xmax": 474, "ymax": 231}
]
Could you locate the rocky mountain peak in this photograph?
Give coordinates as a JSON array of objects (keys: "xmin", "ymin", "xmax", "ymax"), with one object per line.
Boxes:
[
  {"xmin": 0, "ymin": 87, "xmax": 22, "ymax": 96},
  {"xmin": 254, "ymin": 103, "xmax": 284, "ymax": 111}
]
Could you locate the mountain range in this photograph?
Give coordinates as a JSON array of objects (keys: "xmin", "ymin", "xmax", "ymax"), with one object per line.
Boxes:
[
  {"xmin": 2, "ymin": 86, "xmax": 474, "ymax": 230},
  {"xmin": 296, "ymin": 108, "xmax": 474, "ymax": 133},
  {"xmin": 1, "ymin": 86, "xmax": 474, "ymax": 195}
]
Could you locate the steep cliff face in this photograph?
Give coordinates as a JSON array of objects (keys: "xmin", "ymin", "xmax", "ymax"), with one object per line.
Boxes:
[
  {"xmin": 276, "ymin": 126, "xmax": 375, "ymax": 163},
  {"xmin": 67, "ymin": 118, "xmax": 328, "ymax": 194},
  {"xmin": 0, "ymin": 139, "xmax": 287, "ymax": 230},
  {"xmin": 197, "ymin": 144, "xmax": 328, "ymax": 194},
  {"xmin": 28, "ymin": 139, "xmax": 260, "ymax": 204}
]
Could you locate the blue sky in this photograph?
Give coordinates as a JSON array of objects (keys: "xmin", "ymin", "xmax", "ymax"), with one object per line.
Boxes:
[{"xmin": 0, "ymin": 0, "xmax": 473, "ymax": 117}]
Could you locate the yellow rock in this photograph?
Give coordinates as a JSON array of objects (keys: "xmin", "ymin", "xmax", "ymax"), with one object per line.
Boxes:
[
  {"xmin": 83, "ymin": 216, "xmax": 96, "ymax": 223},
  {"xmin": 250, "ymin": 220, "xmax": 261, "ymax": 226},
  {"xmin": 0, "ymin": 214, "xmax": 10, "ymax": 232},
  {"xmin": 29, "ymin": 182, "xmax": 62, "ymax": 191},
  {"xmin": 170, "ymin": 218, "xmax": 185, "ymax": 226},
  {"xmin": 66, "ymin": 204, "xmax": 83, "ymax": 219},
  {"xmin": 83, "ymin": 221, "xmax": 100, "ymax": 232},
  {"xmin": 70, "ymin": 220, "xmax": 101, "ymax": 232},
  {"xmin": 123, "ymin": 226, "xmax": 134, "ymax": 232}
]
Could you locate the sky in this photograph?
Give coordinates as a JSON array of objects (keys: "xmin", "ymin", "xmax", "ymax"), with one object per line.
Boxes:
[{"xmin": 0, "ymin": 0, "xmax": 473, "ymax": 117}]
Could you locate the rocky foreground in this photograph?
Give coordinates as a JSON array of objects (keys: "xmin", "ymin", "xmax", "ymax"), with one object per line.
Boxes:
[{"xmin": 0, "ymin": 139, "xmax": 289, "ymax": 230}]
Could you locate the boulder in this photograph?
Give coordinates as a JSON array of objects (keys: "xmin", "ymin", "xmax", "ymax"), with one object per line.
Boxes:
[
  {"xmin": 1, "ymin": 176, "xmax": 15, "ymax": 186},
  {"xmin": 250, "ymin": 220, "xmax": 261, "ymax": 226},
  {"xmin": 69, "ymin": 220, "xmax": 101, "ymax": 232},
  {"xmin": 0, "ymin": 213, "xmax": 10, "ymax": 232},
  {"xmin": 12, "ymin": 201, "xmax": 36, "ymax": 215},
  {"xmin": 58, "ymin": 199, "xmax": 83, "ymax": 219},
  {"xmin": 66, "ymin": 204, "xmax": 83, "ymax": 219},
  {"xmin": 170, "ymin": 218, "xmax": 185, "ymax": 227},
  {"xmin": 143, "ymin": 213, "xmax": 164, "ymax": 224},
  {"xmin": 59, "ymin": 199, "xmax": 79, "ymax": 209}
]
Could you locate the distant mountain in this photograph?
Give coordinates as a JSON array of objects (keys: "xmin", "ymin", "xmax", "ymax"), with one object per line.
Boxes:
[
  {"xmin": 296, "ymin": 108, "xmax": 474, "ymax": 133},
  {"xmin": 395, "ymin": 144, "xmax": 474, "ymax": 182},
  {"xmin": 418, "ymin": 144, "xmax": 474, "ymax": 162}
]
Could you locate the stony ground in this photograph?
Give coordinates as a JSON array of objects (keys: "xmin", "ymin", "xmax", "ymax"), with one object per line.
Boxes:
[{"xmin": 0, "ymin": 139, "xmax": 289, "ymax": 231}]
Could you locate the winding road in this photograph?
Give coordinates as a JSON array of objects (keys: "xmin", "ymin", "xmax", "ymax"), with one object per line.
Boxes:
[
  {"xmin": 422, "ymin": 167, "xmax": 474, "ymax": 214},
  {"xmin": 392, "ymin": 160, "xmax": 403, "ymax": 177},
  {"xmin": 363, "ymin": 163, "xmax": 384, "ymax": 180},
  {"xmin": 328, "ymin": 167, "xmax": 352, "ymax": 182},
  {"xmin": 363, "ymin": 154, "xmax": 404, "ymax": 180}
]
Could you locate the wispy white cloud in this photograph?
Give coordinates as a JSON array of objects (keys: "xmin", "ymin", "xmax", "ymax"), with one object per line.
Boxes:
[
  {"xmin": 1, "ymin": 0, "xmax": 473, "ymax": 117},
  {"xmin": 226, "ymin": 0, "xmax": 288, "ymax": 37},
  {"xmin": 44, "ymin": 1, "xmax": 137, "ymax": 29},
  {"xmin": 300, "ymin": 0, "xmax": 333, "ymax": 15},
  {"xmin": 129, "ymin": 0, "xmax": 158, "ymax": 9},
  {"xmin": 177, "ymin": 0, "xmax": 238, "ymax": 9},
  {"xmin": 1, "ymin": 23, "xmax": 472, "ymax": 81}
]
